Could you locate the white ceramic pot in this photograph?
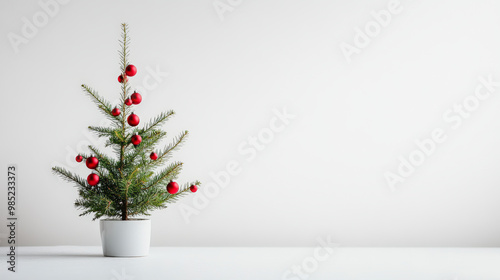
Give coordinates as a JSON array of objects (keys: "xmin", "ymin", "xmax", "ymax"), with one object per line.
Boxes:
[{"xmin": 100, "ymin": 219, "xmax": 151, "ymax": 257}]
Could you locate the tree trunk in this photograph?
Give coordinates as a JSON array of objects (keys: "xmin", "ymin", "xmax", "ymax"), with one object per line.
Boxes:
[{"xmin": 122, "ymin": 200, "xmax": 128, "ymax": 220}]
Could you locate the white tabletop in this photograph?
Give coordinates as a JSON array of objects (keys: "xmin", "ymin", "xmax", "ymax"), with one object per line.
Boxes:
[{"xmin": 1, "ymin": 246, "xmax": 500, "ymax": 280}]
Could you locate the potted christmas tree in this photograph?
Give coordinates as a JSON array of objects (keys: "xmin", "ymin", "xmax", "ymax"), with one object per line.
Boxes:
[{"xmin": 52, "ymin": 23, "xmax": 200, "ymax": 257}]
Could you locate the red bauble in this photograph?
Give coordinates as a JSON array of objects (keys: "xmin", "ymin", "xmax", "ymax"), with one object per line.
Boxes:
[
  {"xmin": 127, "ymin": 113, "xmax": 140, "ymax": 126},
  {"xmin": 86, "ymin": 156, "xmax": 99, "ymax": 169},
  {"xmin": 190, "ymin": 185, "xmax": 198, "ymax": 193},
  {"xmin": 131, "ymin": 91, "xmax": 142, "ymax": 105},
  {"xmin": 150, "ymin": 152, "xmax": 158, "ymax": 160},
  {"xmin": 111, "ymin": 107, "xmax": 121, "ymax": 116},
  {"xmin": 125, "ymin": 98, "xmax": 133, "ymax": 106},
  {"xmin": 118, "ymin": 74, "xmax": 128, "ymax": 83},
  {"xmin": 75, "ymin": 155, "xmax": 83, "ymax": 162},
  {"xmin": 87, "ymin": 173, "xmax": 100, "ymax": 186},
  {"xmin": 167, "ymin": 181, "xmax": 179, "ymax": 194},
  {"xmin": 131, "ymin": 134, "xmax": 142, "ymax": 146},
  {"xmin": 125, "ymin": 65, "xmax": 137, "ymax": 77}
]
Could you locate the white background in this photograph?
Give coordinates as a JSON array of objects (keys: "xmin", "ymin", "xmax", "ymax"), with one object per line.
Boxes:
[{"xmin": 1, "ymin": 0, "xmax": 500, "ymax": 247}]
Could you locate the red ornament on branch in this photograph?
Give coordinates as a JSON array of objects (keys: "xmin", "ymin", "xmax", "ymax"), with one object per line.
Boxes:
[
  {"xmin": 111, "ymin": 107, "xmax": 121, "ymax": 116},
  {"xmin": 118, "ymin": 74, "xmax": 128, "ymax": 83},
  {"xmin": 150, "ymin": 152, "xmax": 158, "ymax": 160},
  {"xmin": 190, "ymin": 185, "xmax": 198, "ymax": 193},
  {"xmin": 131, "ymin": 91, "xmax": 142, "ymax": 105},
  {"xmin": 75, "ymin": 155, "xmax": 83, "ymax": 162},
  {"xmin": 167, "ymin": 181, "xmax": 179, "ymax": 194},
  {"xmin": 86, "ymin": 156, "xmax": 99, "ymax": 169},
  {"xmin": 131, "ymin": 134, "xmax": 142, "ymax": 146},
  {"xmin": 87, "ymin": 173, "xmax": 100, "ymax": 186},
  {"xmin": 127, "ymin": 113, "xmax": 140, "ymax": 126},
  {"xmin": 125, "ymin": 65, "xmax": 137, "ymax": 77},
  {"xmin": 125, "ymin": 98, "xmax": 133, "ymax": 106}
]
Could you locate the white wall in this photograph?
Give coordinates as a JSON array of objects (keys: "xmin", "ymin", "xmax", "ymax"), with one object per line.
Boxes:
[{"xmin": 1, "ymin": 0, "xmax": 500, "ymax": 247}]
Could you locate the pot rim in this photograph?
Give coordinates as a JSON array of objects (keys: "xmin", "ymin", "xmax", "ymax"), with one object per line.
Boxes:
[{"xmin": 100, "ymin": 218, "xmax": 150, "ymax": 222}]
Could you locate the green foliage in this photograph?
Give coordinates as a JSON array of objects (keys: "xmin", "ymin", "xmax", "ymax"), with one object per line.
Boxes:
[{"xmin": 52, "ymin": 23, "xmax": 199, "ymax": 221}]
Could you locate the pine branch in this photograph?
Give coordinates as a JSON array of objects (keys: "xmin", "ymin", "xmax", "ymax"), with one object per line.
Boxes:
[
  {"xmin": 119, "ymin": 23, "xmax": 130, "ymax": 74},
  {"xmin": 75, "ymin": 195, "xmax": 117, "ymax": 220},
  {"xmin": 127, "ymin": 181, "xmax": 200, "ymax": 218},
  {"xmin": 81, "ymin": 84, "xmax": 113, "ymax": 112},
  {"xmin": 88, "ymin": 145, "xmax": 118, "ymax": 176},
  {"xmin": 164, "ymin": 181, "xmax": 201, "ymax": 203},
  {"xmin": 52, "ymin": 166, "xmax": 88, "ymax": 188},
  {"xmin": 88, "ymin": 126, "xmax": 116, "ymax": 138},
  {"xmin": 123, "ymin": 130, "xmax": 165, "ymax": 167},
  {"xmin": 142, "ymin": 162, "xmax": 183, "ymax": 190},
  {"xmin": 99, "ymin": 128, "xmax": 127, "ymax": 148},
  {"xmin": 155, "ymin": 131, "xmax": 189, "ymax": 163},
  {"xmin": 81, "ymin": 84, "xmax": 120, "ymax": 124},
  {"xmin": 139, "ymin": 111, "xmax": 175, "ymax": 134}
]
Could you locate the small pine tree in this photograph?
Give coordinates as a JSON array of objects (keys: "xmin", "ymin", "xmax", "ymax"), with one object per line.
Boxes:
[{"xmin": 52, "ymin": 23, "xmax": 199, "ymax": 221}]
